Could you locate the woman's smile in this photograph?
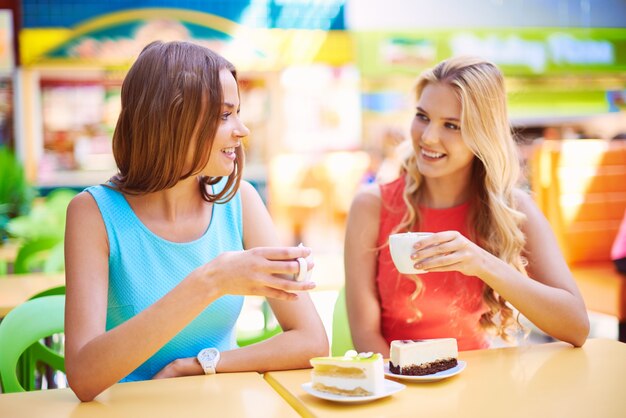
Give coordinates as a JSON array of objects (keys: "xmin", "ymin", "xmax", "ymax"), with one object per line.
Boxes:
[{"xmin": 419, "ymin": 147, "xmax": 447, "ymax": 161}]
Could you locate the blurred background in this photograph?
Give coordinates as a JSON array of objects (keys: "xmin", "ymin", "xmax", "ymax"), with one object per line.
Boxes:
[{"xmin": 1, "ymin": 0, "xmax": 626, "ymax": 357}]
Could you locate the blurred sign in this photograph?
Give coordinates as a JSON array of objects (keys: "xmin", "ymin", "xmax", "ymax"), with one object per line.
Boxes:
[
  {"xmin": 21, "ymin": 0, "xmax": 347, "ymax": 30},
  {"xmin": 20, "ymin": 9, "xmax": 353, "ymax": 70},
  {"xmin": 356, "ymin": 28, "xmax": 626, "ymax": 76},
  {"xmin": 381, "ymin": 38, "xmax": 435, "ymax": 67},
  {"xmin": 450, "ymin": 32, "xmax": 614, "ymax": 73}
]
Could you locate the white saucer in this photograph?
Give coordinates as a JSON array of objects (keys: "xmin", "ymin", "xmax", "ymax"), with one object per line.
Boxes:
[
  {"xmin": 301, "ymin": 380, "xmax": 405, "ymax": 403},
  {"xmin": 384, "ymin": 360, "xmax": 467, "ymax": 382}
]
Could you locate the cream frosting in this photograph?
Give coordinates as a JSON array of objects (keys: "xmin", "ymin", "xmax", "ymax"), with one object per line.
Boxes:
[
  {"xmin": 390, "ymin": 338, "xmax": 458, "ymax": 367},
  {"xmin": 310, "ymin": 351, "xmax": 385, "ymax": 396}
]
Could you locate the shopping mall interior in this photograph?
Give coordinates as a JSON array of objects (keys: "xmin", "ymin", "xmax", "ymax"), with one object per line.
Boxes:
[{"xmin": 1, "ymin": 1, "xmax": 626, "ymax": 393}]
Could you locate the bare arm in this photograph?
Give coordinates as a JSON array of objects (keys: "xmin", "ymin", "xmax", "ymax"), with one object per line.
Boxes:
[
  {"xmin": 215, "ymin": 181, "xmax": 329, "ymax": 371},
  {"xmin": 152, "ymin": 182, "xmax": 328, "ymax": 378},
  {"xmin": 411, "ymin": 189, "xmax": 589, "ymax": 347},
  {"xmin": 65, "ymin": 190, "xmax": 317, "ymax": 401},
  {"xmin": 344, "ymin": 185, "xmax": 390, "ymax": 356},
  {"xmin": 507, "ymin": 190, "xmax": 589, "ymax": 345}
]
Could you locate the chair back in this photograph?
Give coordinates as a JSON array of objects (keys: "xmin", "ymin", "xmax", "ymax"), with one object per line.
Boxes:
[
  {"xmin": 28, "ymin": 285, "xmax": 66, "ymax": 300},
  {"xmin": 0, "ymin": 295, "xmax": 65, "ymax": 392},
  {"xmin": 331, "ymin": 287, "xmax": 355, "ymax": 356},
  {"xmin": 236, "ymin": 300, "xmax": 282, "ymax": 347},
  {"xmin": 531, "ymin": 140, "xmax": 626, "ymax": 264}
]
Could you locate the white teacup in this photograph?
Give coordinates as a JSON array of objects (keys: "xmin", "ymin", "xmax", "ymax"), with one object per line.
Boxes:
[
  {"xmin": 389, "ymin": 232, "xmax": 434, "ymax": 274},
  {"xmin": 294, "ymin": 257, "xmax": 311, "ymax": 282},
  {"xmin": 293, "ymin": 243, "xmax": 313, "ymax": 282}
]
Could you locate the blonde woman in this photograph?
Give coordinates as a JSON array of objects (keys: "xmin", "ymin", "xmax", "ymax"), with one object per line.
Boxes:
[{"xmin": 344, "ymin": 57, "xmax": 589, "ymax": 356}]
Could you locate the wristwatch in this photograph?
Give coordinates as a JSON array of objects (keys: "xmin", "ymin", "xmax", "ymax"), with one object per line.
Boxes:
[{"xmin": 197, "ymin": 348, "xmax": 220, "ymax": 375}]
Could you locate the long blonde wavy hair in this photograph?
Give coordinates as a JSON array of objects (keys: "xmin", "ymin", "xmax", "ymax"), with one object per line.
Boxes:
[{"xmin": 395, "ymin": 56, "xmax": 527, "ymax": 341}]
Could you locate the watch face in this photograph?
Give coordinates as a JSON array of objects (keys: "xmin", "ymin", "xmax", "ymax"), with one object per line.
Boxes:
[
  {"xmin": 199, "ymin": 348, "xmax": 218, "ymax": 362},
  {"xmin": 198, "ymin": 348, "xmax": 220, "ymax": 374}
]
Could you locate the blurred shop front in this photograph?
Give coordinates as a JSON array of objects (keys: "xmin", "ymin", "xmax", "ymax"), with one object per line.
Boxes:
[
  {"xmin": 16, "ymin": 1, "xmax": 367, "ymax": 244},
  {"xmin": 14, "ymin": 1, "xmax": 626, "ymax": 247},
  {"xmin": 344, "ymin": 0, "xmax": 626, "ymax": 204},
  {"xmin": 350, "ymin": 26, "xmax": 626, "ymax": 192},
  {"xmin": 353, "ymin": 28, "xmax": 626, "ymax": 147}
]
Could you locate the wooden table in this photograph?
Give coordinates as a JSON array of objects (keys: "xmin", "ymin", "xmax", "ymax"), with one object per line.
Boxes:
[
  {"xmin": 0, "ymin": 273, "xmax": 65, "ymax": 317},
  {"xmin": 265, "ymin": 338, "xmax": 626, "ymax": 418},
  {"xmin": 0, "ymin": 372, "xmax": 299, "ymax": 418}
]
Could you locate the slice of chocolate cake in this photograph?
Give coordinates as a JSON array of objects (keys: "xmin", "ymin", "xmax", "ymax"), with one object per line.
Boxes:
[{"xmin": 389, "ymin": 339, "xmax": 458, "ymax": 376}]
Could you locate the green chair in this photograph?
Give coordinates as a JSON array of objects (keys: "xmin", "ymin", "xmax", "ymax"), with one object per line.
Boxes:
[
  {"xmin": 0, "ymin": 295, "xmax": 65, "ymax": 393},
  {"xmin": 28, "ymin": 285, "xmax": 66, "ymax": 300},
  {"xmin": 22, "ymin": 285, "xmax": 67, "ymax": 390},
  {"xmin": 331, "ymin": 287, "xmax": 355, "ymax": 356},
  {"xmin": 236, "ymin": 300, "xmax": 282, "ymax": 347},
  {"xmin": 13, "ymin": 236, "xmax": 64, "ymax": 274}
]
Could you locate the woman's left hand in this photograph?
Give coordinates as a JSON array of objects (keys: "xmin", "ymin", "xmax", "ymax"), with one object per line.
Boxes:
[
  {"xmin": 411, "ymin": 230, "xmax": 493, "ymax": 278},
  {"xmin": 153, "ymin": 357, "xmax": 201, "ymax": 379}
]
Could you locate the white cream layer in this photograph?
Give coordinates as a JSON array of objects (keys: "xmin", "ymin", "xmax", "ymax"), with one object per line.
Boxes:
[
  {"xmin": 390, "ymin": 338, "xmax": 458, "ymax": 367},
  {"xmin": 310, "ymin": 357, "xmax": 385, "ymax": 395}
]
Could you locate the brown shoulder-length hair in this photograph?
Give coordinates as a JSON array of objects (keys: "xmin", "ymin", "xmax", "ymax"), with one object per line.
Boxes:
[{"xmin": 109, "ymin": 40, "xmax": 243, "ymax": 203}]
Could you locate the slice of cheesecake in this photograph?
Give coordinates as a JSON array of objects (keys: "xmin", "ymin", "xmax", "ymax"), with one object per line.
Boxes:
[
  {"xmin": 389, "ymin": 338, "xmax": 458, "ymax": 376},
  {"xmin": 310, "ymin": 350, "xmax": 385, "ymax": 396}
]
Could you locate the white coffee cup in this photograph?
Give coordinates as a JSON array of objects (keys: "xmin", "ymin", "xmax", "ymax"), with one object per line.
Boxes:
[
  {"xmin": 293, "ymin": 243, "xmax": 313, "ymax": 282},
  {"xmin": 389, "ymin": 232, "xmax": 434, "ymax": 274},
  {"xmin": 294, "ymin": 257, "xmax": 309, "ymax": 282}
]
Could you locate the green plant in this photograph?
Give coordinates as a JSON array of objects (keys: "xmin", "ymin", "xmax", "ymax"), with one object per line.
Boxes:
[
  {"xmin": 0, "ymin": 146, "xmax": 36, "ymax": 241},
  {"xmin": 6, "ymin": 189, "xmax": 75, "ymax": 241},
  {"xmin": 6, "ymin": 189, "xmax": 76, "ymax": 273}
]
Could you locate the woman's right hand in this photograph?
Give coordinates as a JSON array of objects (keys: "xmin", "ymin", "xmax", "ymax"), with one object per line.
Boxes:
[{"xmin": 195, "ymin": 246, "xmax": 316, "ymax": 300}]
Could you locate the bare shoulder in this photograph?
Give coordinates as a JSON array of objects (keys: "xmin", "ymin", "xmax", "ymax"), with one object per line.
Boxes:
[
  {"xmin": 513, "ymin": 189, "xmax": 552, "ymax": 241},
  {"xmin": 66, "ymin": 191, "xmax": 107, "ymax": 244},
  {"xmin": 67, "ymin": 191, "xmax": 101, "ymax": 218},
  {"xmin": 511, "ymin": 188, "xmax": 542, "ymax": 219},
  {"xmin": 238, "ymin": 180, "xmax": 267, "ymax": 219},
  {"xmin": 238, "ymin": 179, "xmax": 276, "ymax": 247},
  {"xmin": 239, "ymin": 179, "xmax": 256, "ymax": 194},
  {"xmin": 346, "ymin": 183, "xmax": 382, "ymax": 242},
  {"xmin": 238, "ymin": 180, "xmax": 262, "ymax": 205},
  {"xmin": 350, "ymin": 183, "xmax": 382, "ymax": 213},
  {"xmin": 512, "ymin": 187, "xmax": 532, "ymax": 206}
]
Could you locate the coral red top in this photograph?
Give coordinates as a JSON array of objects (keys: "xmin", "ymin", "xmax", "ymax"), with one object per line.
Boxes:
[{"xmin": 376, "ymin": 177, "xmax": 489, "ymax": 351}]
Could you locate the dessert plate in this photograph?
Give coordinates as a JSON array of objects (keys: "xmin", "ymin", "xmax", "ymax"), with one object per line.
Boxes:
[
  {"xmin": 301, "ymin": 379, "xmax": 405, "ymax": 403},
  {"xmin": 384, "ymin": 360, "xmax": 466, "ymax": 382}
]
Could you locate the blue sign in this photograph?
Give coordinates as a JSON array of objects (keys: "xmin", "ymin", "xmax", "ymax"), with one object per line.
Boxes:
[{"xmin": 22, "ymin": 0, "xmax": 346, "ymax": 30}]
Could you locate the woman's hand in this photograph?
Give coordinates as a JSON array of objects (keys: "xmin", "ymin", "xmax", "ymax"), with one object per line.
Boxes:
[
  {"xmin": 410, "ymin": 230, "xmax": 494, "ymax": 278},
  {"xmin": 195, "ymin": 246, "xmax": 316, "ymax": 301},
  {"xmin": 153, "ymin": 357, "xmax": 201, "ymax": 379}
]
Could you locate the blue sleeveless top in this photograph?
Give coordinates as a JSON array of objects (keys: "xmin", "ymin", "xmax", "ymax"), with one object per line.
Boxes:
[{"xmin": 86, "ymin": 180, "xmax": 244, "ymax": 382}]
